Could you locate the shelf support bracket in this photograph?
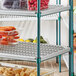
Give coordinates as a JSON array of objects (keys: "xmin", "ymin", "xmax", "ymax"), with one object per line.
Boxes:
[{"xmin": 36, "ymin": 57, "xmax": 41, "ymax": 64}]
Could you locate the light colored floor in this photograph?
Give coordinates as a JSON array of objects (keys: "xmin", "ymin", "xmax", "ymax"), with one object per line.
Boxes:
[
  {"xmin": 46, "ymin": 59, "xmax": 69, "ymax": 76},
  {"xmin": 0, "ymin": 58, "xmax": 69, "ymax": 76}
]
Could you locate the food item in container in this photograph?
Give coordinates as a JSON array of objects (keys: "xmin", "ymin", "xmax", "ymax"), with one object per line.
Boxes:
[
  {"xmin": 25, "ymin": 68, "xmax": 36, "ymax": 76},
  {"xmin": 3, "ymin": 0, "xmax": 14, "ymax": 8},
  {"xmin": 0, "ymin": 67, "xmax": 6, "ymax": 74},
  {"xmin": 20, "ymin": 71, "xmax": 26, "ymax": 76},
  {"xmin": 30, "ymin": 70, "xmax": 49, "ymax": 76},
  {"xmin": 14, "ymin": 69, "xmax": 22, "ymax": 74},
  {"xmin": 5, "ymin": 26, "xmax": 16, "ymax": 30},
  {"xmin": 12, "ymin": 0, "xmax": 20, "ymax": 9},
  {"xmin": 10, "ymin": 39, "xmax": 17, "ymax": 43},
  {"xmin": 0, "ymin": 40, "xmax": 8, "ymax": 45},
  {"xmin": 3, "ymin": 70, "xmax": 15, "ymax": 76},
  {"xmin": 30, "ymin": 71, "xmax": 37, "ymax": 76},
  {"xmin": 28, "ymin": 0, "xmax": 49, "ymax": 10},
  {"xmin": 5, "ymin": 68, "xmax": 13, "ymax": 71},
  {"xmin": 0, "ymin": 35, "xmax": 2, "ymax": 38},
  {"xmin": 0, "ymin": 26, "xmax": 19, "ymax": 45},
  {"xmin": 22, "ymin": 68, "xmax": 27, "ymax": 72},
  {"xmin": 15, "ymin": 73, "xmax": 20, "ymax": 76},
  {"xmin": 13, "ymin": 31, "xmax": 19, "ymax": 36},
  {"xmin": 0, "ymin": 26, "xmax": 16, "ymax": 31},
  {"xmin": 14, "ymin": 36, "xmax": 20, "ymax": 39},
  {"xmin": 20, "ymin": 0, "xmax": 27, "ymax": 9},
  {"xmin": 2, "ymin": 0, "xmax": 27, "ymax": 10},
  {"xmin": 2, "ymin": 0, "xmax": 20, "ymax": 9},
  {"xmin": 0, "ymin": 67, "xmax": 51, "ymax": 76}
]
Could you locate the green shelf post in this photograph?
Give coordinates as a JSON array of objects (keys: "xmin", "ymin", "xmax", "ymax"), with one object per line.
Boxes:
[
  {"xmin": 59, "ymin": 0, "xmax": 61, "ymax": 72},
  {"xmin": 56, "ymin": 0, "xmax": 59, "ymax": 63},
  {"xmin": 69, "ymin": 0, "xmax": 74, "ymax": 76},
  {"xmin": 37, "ymin": 0, "xmax": 41, "ymax": 76}
]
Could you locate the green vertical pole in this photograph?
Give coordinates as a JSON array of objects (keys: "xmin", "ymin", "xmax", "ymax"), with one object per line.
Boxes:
[
  {"xmin": 59, "ymin": 0, "xmax": 61, "ymax": 72},
  {"xmin": 69, "ymin": 0, "xmax": 74, "ymax": 76},
  {"xmin": 56, "ymin": 20, "xmax": 58, "ymax": 63},
  {"xmin": 56, "ymin": 0, "xmax": 59, "ymax": 63},
  {"xmin": 37, "ymin": 0, "xmax": 41, "ymax": 76}
]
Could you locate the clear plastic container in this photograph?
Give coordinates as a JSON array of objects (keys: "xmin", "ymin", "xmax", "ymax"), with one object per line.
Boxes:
[
  {"xmin": 0, "ymin": 62, "xmax": 55, "ymax": 76},
  {"xmin": 1, "ymin": 0, "xmax": 49, "ymax": 11},
  {"xmin": 0, "ymin": 26, "xmax": 19, "ymax": 45},
  {"xmin": 1, "ymin": 0, "xmax": 27, "ymax": 10}
]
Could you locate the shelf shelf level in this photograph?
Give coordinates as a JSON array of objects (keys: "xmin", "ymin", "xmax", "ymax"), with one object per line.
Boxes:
[
  {"xmin": 0, "ymin": 5, "xmax": 70, "ymax": 17},
  {"xmin": 0, "ymin": 14, "xmax": 58, "ymax": 21},
  {"xmin": 0, "ymin": 42, "xmax": 70, "ymax": 62}
]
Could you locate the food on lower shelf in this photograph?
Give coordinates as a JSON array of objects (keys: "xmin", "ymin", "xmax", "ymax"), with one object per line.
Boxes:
[
  {"xmin": 18, "ymin": 39, "xmax": 24, "ymax": 42},
  {"xmin": 25, "ymin": 40, "xmax": 31, "ymax": 42},
  {"xmin": 19, "ymin": 36, "xmax": 47, "ymax": 44},
  {"xmin": 0, "ymin": 67, "xmax": 6, "ymax": 74},
  {"xmin": 0, "ymin": 26, "xmax": 19, "ymax": 45},
  {"xmin": 24, "ymin": 36, "xmax": 47, "ymax": 43},
  {"xmin": 40, "ymin": 39, "xmax": 47, "ymax": 43},
  {"xmin": 0, "ymin": 67, "xmax": 49, "ymax": 76},
  {"xmin": 33, "ymin": 39, "xmax": 47, "ymax": 43},
  {"xmin": 33, "ymin": 39, "xmax": 37, "ymax": 43},
  {"xmin": 35, "ymin": 36, "xmax": 43, "ymax": 40},
  {"xmin": 25, "ymin": 39, "xmax": 34, "ymax": 42},
  {"xmin": 33, "ymin": 36, "xmax": 47, "ymax": 43}
]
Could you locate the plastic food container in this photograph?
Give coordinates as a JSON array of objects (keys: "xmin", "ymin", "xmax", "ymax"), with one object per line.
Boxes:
[
  {"xmin": 1, "ymin": 0, "xmax": 27, "ymax": 10},
  {"xmin": 0, "ymin": 26, "xmax": 19, "ymax": 45},
  {"xmin": 0, "ymin": 62, "xmax": 55, "ymax": 76},
  {"xmin": 1, "ymin": 0, "xmax": 49, "ymax": 10}
]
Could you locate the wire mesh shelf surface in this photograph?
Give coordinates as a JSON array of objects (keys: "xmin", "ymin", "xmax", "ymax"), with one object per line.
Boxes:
[
  {"xmin": 0, "ymin": 14, "xmax": 58, "ymax": 21},
  {"xmin": 0, "ymin": 5, "xmax": 70, "ymax": 17},
  {"xmin": 0, "ymin": 42, "xmax": 70, "ymax": 62}
]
